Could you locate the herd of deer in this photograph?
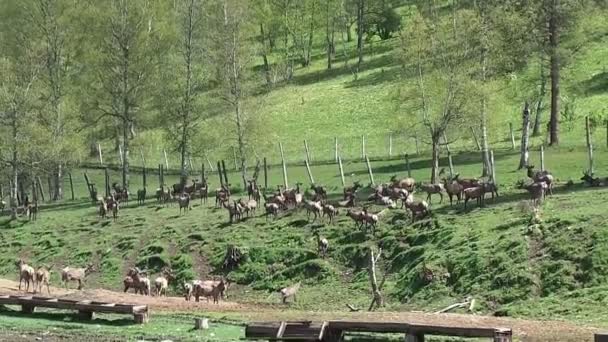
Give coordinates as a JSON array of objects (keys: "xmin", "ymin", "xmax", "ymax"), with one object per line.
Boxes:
[{"xmin": 15, "ymin": 259, "xmax": 95, "ymax": 294}]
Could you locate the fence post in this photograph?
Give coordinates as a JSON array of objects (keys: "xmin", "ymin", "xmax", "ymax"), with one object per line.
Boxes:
[
  {"xmin": 470, "ymin": 127, "xmax": 482, "ymax": 151},
  {"xmin": 509, "ymin": 122, "xmax": 516, "ymax": 150},
  {"xmin": 540, "ymin": 145, "xmax": 545, "ymax": 172},
  {"xmin": 279, "ymin": 142, "xmax": 288, "ymax": 189},
  {"xmin": 586, "ymin": 116, "xmax": 594, "ymax": 175},
  {"xmin": 158, "ymin": 164, "xmax": 162, "ymax": 188},
  {"xmin": 98, "ymin": 143, "xmax": 103, "ymax": 165},
  {"xmin": 68, "ymin": 172, "xmax": 74, "ymax": 200},
  {"xmin": 305, "ymin": 160, "xmax": 315, "ymax": 184},
  {"xmin": 263, "ymin": 157, "xmax": 268, "ymax": 190},
  {"xmin": 163, "ymin": 149, "xmax": 169, "ymax": 169},
  {"xmin": 388, "ymin": 134, "xmax": 393, "ymax": 157},
  {"xmin": 361, "ymin": 135, "xmax": 366, "ymax": 160},
  {"xmin": 405, "ymin": 153, "xmax": 411, "ymax": 178},
  {"xmin": 304, "ymin": 139, "xmax": 311, "ymax": 163},
  {"xmin": 217, "ymin": 161, "xmax": 224, "ymax": 187},
  {"xmin": 334, "ymin": 137, "xmax": 338, "ymax": 162},
  {"xmin": 221, "ymin": 160, "xmax": 229, "ymax": 185},
  {"xmin": 490, "ymin": 150, "xmax": 496, "ymax": 184},
  {"xmin": 338, "ymin": 156, "xmax": 345, "ymax": 187},
  {"xmin": 104, "ymin": 168, "xmax": 110, "ymax": 198},
  {"xmin": 365, "ymin": 155, "xmax": 375, "ymax": 186},
  {"xmin": 201, "ymin": 162, "xmax": 205, "ymax": 181}
]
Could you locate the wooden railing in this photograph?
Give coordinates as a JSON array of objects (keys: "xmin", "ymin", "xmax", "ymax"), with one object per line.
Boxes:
[
  {"xmin": 245, "ymin": 320, "xmax": 512, "ymax": 342},
  {"xmin": 0, "ymin": 295, "xmax": 149, "ymax": 324}
]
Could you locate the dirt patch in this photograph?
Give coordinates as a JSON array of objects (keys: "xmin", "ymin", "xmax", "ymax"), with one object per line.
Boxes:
[{"xmin": 0, "ymin": 278, "xmax": 599, "ymax": 341}]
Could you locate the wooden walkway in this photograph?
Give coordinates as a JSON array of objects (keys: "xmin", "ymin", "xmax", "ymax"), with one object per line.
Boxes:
[
  {"xmin": 245, "ymin": 320, "xmax": 512, "ymax": 341},
  {"xmin": 0, "ymin": 295, "xmax": 149, "ymax": 324}
]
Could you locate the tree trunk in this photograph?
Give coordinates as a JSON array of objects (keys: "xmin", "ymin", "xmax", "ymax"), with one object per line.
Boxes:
[
  {"xmin": 53, "ymin": 164, "xmax": 63, "ymax": 200},
  {"xmin": 518, "ymin": 102, "xmax": 531, "ymax": 169},
  {"xmin": 367, "ymin": 248, "xmax": 383, "ymax": 311},
  {"xmin": 260, "ymin": 24, "xmax": 272, "ymax": 85},
  {"xmin": 326, "ymin": 0, "xmax": 333, "ymax": 69},
  {"xmin": 548, "ymin": 0, "xmax": 560, "ymax": 146},
  {"xmin": 356, "ymin": 0, "xmax": 364, "ymax": 71},
  {"xmin": 346, "ymin": 21, "xmax": 352, "ymax": 42},
  {"xmin": 532, "ymin": 59, "xmax": 547, "ymax": 136},
  {"xmin": 122, "ymin": 120, "xmax": 130, "ymax": 190},
  {"xmin": 479, "ymin": 15, "xmax": 490, "ymax": 177},
  {"xmin": 305, "ymin": 0, "xmax": 317, "ymax": 67},
  {"xmin": 431, "ymin": 137, "xmax": 440, "ymax": 184}
]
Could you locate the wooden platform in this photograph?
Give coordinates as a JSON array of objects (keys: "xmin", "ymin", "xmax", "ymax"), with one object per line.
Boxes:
[
  {"xmin": 0, "ymin": 295, "xmax": 149, "ymax": 324},
  {"xmin": 245, "ymin": 320, "xmax": 512, "ymax": 341}
]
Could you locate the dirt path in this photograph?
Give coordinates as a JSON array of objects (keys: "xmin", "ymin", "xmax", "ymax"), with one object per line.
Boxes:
[{"xmin": 0, "ymin": 279, "xmax": 599, "ymax": 341}]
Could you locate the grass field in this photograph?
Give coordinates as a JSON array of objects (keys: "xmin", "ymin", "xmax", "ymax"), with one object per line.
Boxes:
[
  {"xmin": 3, "ymin": 144, "xmax": 608, "ymax": 318},
  {"xmin": 89, "ymin": 7, "xmax": 608, "ymax": 167}
]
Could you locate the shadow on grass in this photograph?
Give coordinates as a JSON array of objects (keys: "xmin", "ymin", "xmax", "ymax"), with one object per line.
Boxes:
[
  {"xmin": 576, "ymin": 71, "xmax": 608, "ymax": 96},
  {"xmin": 0, "ymin": 306, "xmax": 134, "ymax": 327}
]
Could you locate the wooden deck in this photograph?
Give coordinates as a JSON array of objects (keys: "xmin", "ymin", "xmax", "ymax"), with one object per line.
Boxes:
[
  {"xmin": 245, "ymin": 320, "xmax": 512, "ymax": 341},
  {"xmin": 0, "ymin": 295, "xmax": 149, "ymax": 324}
]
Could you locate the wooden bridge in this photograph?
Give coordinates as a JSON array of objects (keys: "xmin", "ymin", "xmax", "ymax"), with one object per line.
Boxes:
[
  {"xmin": 0, "ymin": 295, "xmax": 149, "ymax": 324},
  {"xmin": 245, "ymin": 320, "xmax": 512, "ymax": 341}
]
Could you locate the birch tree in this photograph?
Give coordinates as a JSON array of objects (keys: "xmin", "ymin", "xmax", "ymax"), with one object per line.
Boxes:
[
  {"xmin": 209, "ymin": 0, "xmax": 255, "ymax": 189},
  {"xmin": 0, "ymin": 13, "xmax": 42, "ymax": 218},
  {"xmin": 164, "ymin": 0, "xmax": 206, "ymax": 186},
  {"xmin": 90, "ymin": 0, "xmax": 162, "ymax": 189},
  {"xmin": 399, "ymin": 8, "xmax": 474, "ymax": 184}
]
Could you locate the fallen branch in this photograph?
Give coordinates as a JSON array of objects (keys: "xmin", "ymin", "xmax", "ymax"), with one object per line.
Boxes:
[
  {"xmin": 434, "ymin": 297, "xmax": 474, "ymax": 314},
  {"xmin": 346, "ymin": 304, "xmax": 360, "ymax": 312}
]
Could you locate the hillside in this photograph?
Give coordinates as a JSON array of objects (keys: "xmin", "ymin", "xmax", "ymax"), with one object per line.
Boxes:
[
  {"xmin": 101, "ymin": 8, "xmax": 608, "ymax": 169},
  {"xmin": 4, "ymin": 146, "xmax": 608, "ymax": 328}
]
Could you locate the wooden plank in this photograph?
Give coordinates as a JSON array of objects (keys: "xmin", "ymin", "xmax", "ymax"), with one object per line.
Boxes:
[
  {"xmin": 327, "ymin": 321, "xmax": 499, "ymax": 338},
  {"xmin": 276, "ymin": 321, "xmax": 287, "ymax": 338},
  {"xmin": 0, "ymin": 296, "xmax": 146, "ymax": 314},
  {"xmin": 595, "ymin": 333, "xmax": 608, "ymax": 342},
  {"xmin": 318, "ymin": 321, "xmax": 328, "ymax": 340}
]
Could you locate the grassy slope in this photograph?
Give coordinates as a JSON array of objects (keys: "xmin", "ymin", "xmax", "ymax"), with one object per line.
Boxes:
[
  {"xmin": 3, "ymin": 145, "xmax": 608, "ymax": 325},
  {"xmin": 96, "ymin": 9, "xmax": 608, "ymax": 167}
]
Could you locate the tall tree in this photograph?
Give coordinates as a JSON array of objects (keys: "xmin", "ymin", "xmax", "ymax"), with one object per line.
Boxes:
[
  {"xmin": 30, "ymin": 0, "xmax": 74, "ymax": 200},
  {"xmin": 399, "ymin": 6, "xmax": 475, "ymax": 183},
  {"xmin": 209, "ymin": 0, "xmax": 255, "ymax": 189},
  {"xmin": 0, "ymin": 5, "xmax": 42, "ymax": 217},
  {"xmin": 90, "ymin": 0, "xmax": 162, "ymax": 189},
  {"xmin": 164, "ymin": 0, "xmax": 206, "ymax": 186}
]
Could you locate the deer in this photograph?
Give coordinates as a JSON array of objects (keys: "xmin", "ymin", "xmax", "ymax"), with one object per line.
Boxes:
[
  {"xmin": 526, "ymin": 165, "xmax": 554, "ymax": 196},
  {"xmin": 16, "ymin": 260, "xmax": 35, "ymax": 293}
]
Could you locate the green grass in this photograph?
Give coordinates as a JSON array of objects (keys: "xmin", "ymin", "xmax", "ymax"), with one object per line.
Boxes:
[
  {"xmin": 0, "ymin": 308, "xmax": 244, "ymax": 341},
  {"xmin": 4, "ymin": 145, "xmax": 608, "ymax": 313},
  {"xmin": 88, "ymin": 7, "xmax": 608, "ymax": 168}
]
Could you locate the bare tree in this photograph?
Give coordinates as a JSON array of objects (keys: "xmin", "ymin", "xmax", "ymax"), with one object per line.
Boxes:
[
  {"xmin": 168, "ymin": 0, "xmax": 205, "ymax": 186},
  {"xmin": 31, "ymin": 0, "xmax": 70, "ymax": 200},
  {"xmin": 210, "ymin": 0, "xmax": 255, "ymax": 189},
  {"xmin": 0, "ymin": 39, "xmax": 41, "ymax": 219},
  {"xmin": 92, "ymin": 0, "xmax": 160, "ymax": 190},
  {"xmin": 401, "ymin": 6, "xmax": 473, "ymax": 184},
  {"xmin": 518, "ymin": 102, "xmax": 531, "ymax": 169}
]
